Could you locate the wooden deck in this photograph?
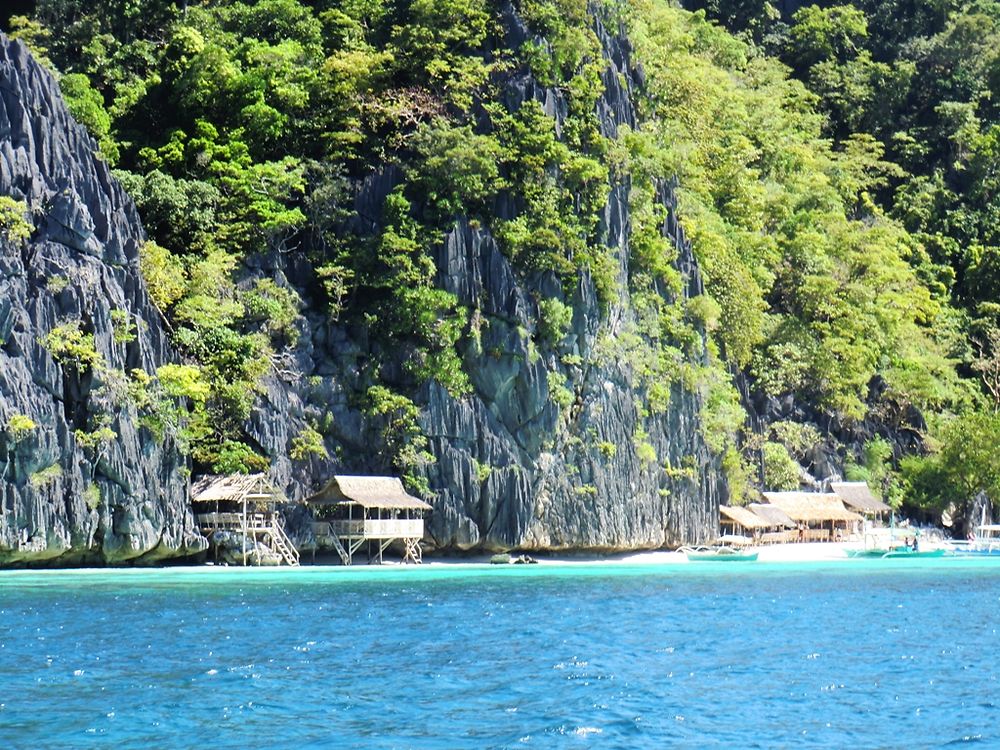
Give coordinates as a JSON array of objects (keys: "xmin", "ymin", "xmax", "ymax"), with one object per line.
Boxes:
[
  {"xmin": 197, "ymin": 512, "xmax": 300, "ymax": 566},
  {"xmin": 318, "ymin": 519, "xmax": 424, "ymax": 540}
]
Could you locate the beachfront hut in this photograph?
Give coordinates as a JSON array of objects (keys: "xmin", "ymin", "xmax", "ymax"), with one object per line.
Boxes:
[
  {"xmin": 719, "ymin": 506, "xmax": 770, "ymax": 544},
  {"xmin": 191, "ymin": 474, "xmax": 299, "ymax": 566},
  {"xmin": 830, "ymin": 481, "xmax": 891, "ymax": 520},
  {"xmin": 761, "ymin": 491, "xmax": 863, "ymax": 542},
  {"xmin": 749, "ymin": 502, "xmax": 797, "ymax": 544},
  {"xmin": 306, "ymin": 475, "xmax": 431, "ymax": 565}
]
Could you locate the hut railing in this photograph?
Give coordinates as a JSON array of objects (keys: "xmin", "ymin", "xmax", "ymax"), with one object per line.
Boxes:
[
  {"xmin": 196, "ymin": 512, "xmax": 278, "ymax": 532},
  {"xmin": 330, "ymin": 518, "xmax": 423, "ymax": 539}
]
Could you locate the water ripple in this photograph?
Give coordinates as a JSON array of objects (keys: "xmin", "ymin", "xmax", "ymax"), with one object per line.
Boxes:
[{"xmin": 1, "ymin": 564, "xmax": 1000, "ymax": 747}]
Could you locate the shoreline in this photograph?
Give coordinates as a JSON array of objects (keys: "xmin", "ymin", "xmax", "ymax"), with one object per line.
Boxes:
[{"xmin": 0, "ymin": 541, "xmax": 951, "ymax": 574}]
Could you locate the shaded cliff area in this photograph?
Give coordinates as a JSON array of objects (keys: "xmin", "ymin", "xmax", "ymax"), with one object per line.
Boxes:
[{"xmin": 0, "ymin": 35, "xmax": 205, "ymax": 563}]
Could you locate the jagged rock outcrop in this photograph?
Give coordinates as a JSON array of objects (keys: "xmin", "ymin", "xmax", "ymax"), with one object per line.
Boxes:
[
  {"xmin": 254, "ymin": 7, "xmax": 722, "ymax": 552},
  {"xmin": 0, "ymin": 34, "xmax": 206, "ymax": 564},
  {"xmin": 0, "ymin": 2, "xmax": 722, "ymax": 563}
]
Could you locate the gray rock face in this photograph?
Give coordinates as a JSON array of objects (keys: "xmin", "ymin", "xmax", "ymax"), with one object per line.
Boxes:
[
  {"xmin": 256, "ymin": 9, "xmax": 722, "ymax": 552},
  {"xmin": 413, "ymin": 11, "xmax": 720, "ymax": 550},
  {"xmin": 0, "ymin": 35, "xmax": 205, "ymax": 564},
  {"xmin": 0, "ymin": 4, "xmax": 722, "ymax": 563}
]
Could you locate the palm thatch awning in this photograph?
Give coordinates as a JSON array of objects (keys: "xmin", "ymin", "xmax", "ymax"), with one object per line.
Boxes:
[
  {"xmin": 749, "ymin": 503, "xmax": 796, "ymax": 528},
  {"xmin": 191, "ymin": 474, "xmax": 283, "ymax": 504},
  {"xmin": 307, "ymin": 475, "xmax": 432, "ymax": 511},
  {"xmin": 761, "ymin": 492, "xmax": 863, "ymax": 523},
  {"xmin": 720, "ymin": 506, "xmax": 770, "ymax": 530},
  {"xmin": 830, "ymin": 481, "xmax": 891, "ymax": 514}
]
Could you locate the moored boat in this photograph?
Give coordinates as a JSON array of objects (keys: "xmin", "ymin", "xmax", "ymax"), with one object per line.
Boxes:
[
  {"xmin": 879, "ymin": 548, "xmax": 947, "ymax": 559},
  {"xmin": 950, "ymin": 524, "xmax": 1000, "ymax": 557},
  {"xmin": 681, "ymin": 545, "xmax": 759, "ymax": 562}
]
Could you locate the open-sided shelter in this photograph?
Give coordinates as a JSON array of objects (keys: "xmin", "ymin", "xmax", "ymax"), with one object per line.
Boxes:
[
  {"xmin": 748, "ymin": 502, "xmax": 797, "ymax": 543},
  {"xmin": 191, "ymin": 474, "xmax": 299, "ymax": 566},
  {"xmin": 830, "ymin": 481, "xmax": 891, "ymax": 519},
  {"xmin": 761, "ymin": 491, "xmax": 863, "ymax": 542},
  {"xmin": 719, "ymin": 506, "xmax": 770, "ymax": 542},
  {"xmin": 306, "ymin": 475, "xmax": 431, "ymax": 564}
]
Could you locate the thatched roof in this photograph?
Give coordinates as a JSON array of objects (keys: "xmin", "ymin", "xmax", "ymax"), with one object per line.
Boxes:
[
  {"xmin": 761, "ymin": 492, "xmax": 863, "ymax": 523},
  {"xmin": 720, "ymin": 506, "xmax": 769, "ymax": 530},
  {"xmin": 830, "ymin": 481, "xmax": 891, "ymax": 514},
  {"xmin": 307, "ymin": 475, "xmax": 432, "ymax": 511},
  {"xmin": 190, "ymin": 474, "xmax": 282, "ymax": 504},
  {"xmin": 749, "ymin": 503, "xmax": 796, "ymax": 528}
]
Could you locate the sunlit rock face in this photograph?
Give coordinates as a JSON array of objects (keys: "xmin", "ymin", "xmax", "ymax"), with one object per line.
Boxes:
[{"xmin": 0, "ymin": 34, "xmax": 205, "ymax": 565}]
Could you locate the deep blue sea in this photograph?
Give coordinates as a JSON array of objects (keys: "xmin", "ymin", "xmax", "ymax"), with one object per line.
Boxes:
[{"xmin": 2, "ymin": 560, "xmax": 999, "ymax": 748}]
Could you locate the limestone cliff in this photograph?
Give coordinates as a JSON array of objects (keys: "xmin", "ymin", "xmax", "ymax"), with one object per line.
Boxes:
[
  {"xmin": 251, "ymin": 8, "xmax": 722, "ymax": 552},
  {"xmin": 0, "ymin": 3, "xmax": 722, "ymax": 564},
  {"xmin": 0, "ymin": 35, "xmax": 205, "ymax": 564}
]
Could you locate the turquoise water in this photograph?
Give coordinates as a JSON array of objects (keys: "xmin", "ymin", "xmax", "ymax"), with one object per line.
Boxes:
[{"xmin": 2, "ymin": 560, "xmax": 999, "ymax": 748}]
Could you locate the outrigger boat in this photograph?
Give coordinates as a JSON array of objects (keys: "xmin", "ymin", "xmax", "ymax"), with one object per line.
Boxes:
[
  {"xmin": 949, "ymin": 524, "xmax": 1000, "ymax": 557},
  {"xmin": 680, "ymin": 545, "xmax": 758, "ymax": 562},
  {"xmin": 846, "ymin": 521, "xmax": 948, "ymax": 559},
  {"xmin": 878, "ymin": 548, "xmax": 947, "ymax": 559}
]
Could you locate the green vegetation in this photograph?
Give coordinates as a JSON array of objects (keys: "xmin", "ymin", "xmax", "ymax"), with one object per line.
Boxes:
[
  {"xmin": 84, "ymin": 483, "xmax": 102, "ymax": 510},
  {"xmin": 0, "ymin": 196, "xmax": 31, "ymax": 245},
  {"xmin": 678, "ymin": 0, "xmax": 1000, "ymax": 514},
  {"xmin": 110, "ymin": 310, "xmax": 137, "ymax": 344},
  {"xmin": 7, "ymin": 414, "xmax": 37, "ymax": 442},
  {"xmin": 29, "ymin": 463, "xmax": 62, "ymax": 489},
  {"xmin": 290, "ymin": 424, "xmax": 328, "ymax": 461},
  {"xmin": 762, "ymin": 441, "xmax": 800, "ymax": 491},
  {"xmin": 13, "ymin": 0, "xmax": 1000, "ymax": 517},
  {"xmin": 471, "ymin": 457, "xmax": 493, "ymax": 484},
  {"xmin": 41, "ymin": 320, "xmax": 103, "ymax": 372}
]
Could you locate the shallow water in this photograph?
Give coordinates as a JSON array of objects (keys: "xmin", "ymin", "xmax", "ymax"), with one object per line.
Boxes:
[{"xmin": 2, "ymin": 560, "xmax": 999, "ymax": 748}]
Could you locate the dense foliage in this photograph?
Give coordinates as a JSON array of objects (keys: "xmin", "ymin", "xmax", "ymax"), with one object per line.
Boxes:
[
  {"xmin": 677, "ymin": 0, "xmax": 1000, "ymax": 522},
  {"xmin": 6, "ymin": 0, "xmax": 999, "ymax": 522}
]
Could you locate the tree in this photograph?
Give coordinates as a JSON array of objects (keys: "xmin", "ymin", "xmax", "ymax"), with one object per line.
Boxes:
[
  {"xmin": 787, "ymin": 5, "xmax": 869, "ymax": 71},
  {"xmin": 902, "ymin": 411, "xmax": 1000, "ymax": 516}
]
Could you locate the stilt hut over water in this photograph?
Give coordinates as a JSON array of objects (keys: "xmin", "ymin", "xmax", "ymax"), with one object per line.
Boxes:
[
  {"xmin": 306, "ymin": 476, "xmax": 431, "ymax": 565},
  {"xmin": 830, "ymin": 481, "xmax": 891, "ymax": 521},
  {"xmin": 191, "ymin": 474, "xmax": 300, "ymax": 566},
  {"xmin": 762, "ymin": 491, "xmax": 863, "ymax": 542}
]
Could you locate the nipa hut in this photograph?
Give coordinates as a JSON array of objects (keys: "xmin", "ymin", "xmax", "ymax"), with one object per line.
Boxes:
[
  {"xmin": 719, "ymin": 506, "xmax": 770, "ymax": 544},
  {"xmin": 830, "ymin": 481, "xmax": 891, "ymax": 520},
  {"xmin": 191, "ymin": 474, "xmax": 299, "ymax": 566},
  {"xmin": 761, "ymin": 491, "xmax": 863, "ymax": 542},
  {"xmin": 748, "ymin": 502, "xmax": 797, "ymax": 544},
  {"xmin": 306, "ymin": 475, "xmax": 431, "ymax": 565}
]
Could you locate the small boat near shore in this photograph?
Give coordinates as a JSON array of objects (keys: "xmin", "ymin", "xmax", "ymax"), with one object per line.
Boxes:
[
  {"xmin": 847, "ymin": 546, "xmax": 948, "ymax": 559},
  {"xmin": 949, "ymin": 524, "xmax": 1000, "ymax": 557},
  {"xmin": 879, "ymin": 548, "xmax": 947, "ymax": 559},
  {"xmin": 680, "ymin": 545, "xmax": 759, "ymax": 562}
]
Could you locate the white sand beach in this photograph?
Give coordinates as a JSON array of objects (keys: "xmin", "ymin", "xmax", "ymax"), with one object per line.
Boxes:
[{"xmin": 413, "ymin": 540, "xmax": 861, "ymax": 568}]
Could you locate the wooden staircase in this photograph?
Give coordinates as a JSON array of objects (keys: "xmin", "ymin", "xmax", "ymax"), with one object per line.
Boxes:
[
  {"xmin": 329, "ymin": 533, "xmax": 351, "ymax": 565},
  {"xmin": 265, "ymin": 516, "xmax": 300, "ymax": 567}
]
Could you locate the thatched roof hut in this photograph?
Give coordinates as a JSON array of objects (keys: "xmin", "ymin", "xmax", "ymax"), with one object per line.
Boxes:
[
  {"xmin": 749, "ymin": 503, "xmax": 796, "ymax": 529},
  {"xmin": 191, "ymin": 474, "xmax": 283, "ymax": 505},
  {"xmin": 830, "ymin": 481, "xmax": 891, "ymax": 515},
  {"xmin": 761, "ymin": 491, "xmax": 863, "ymax": 524},
  {"xmin": 190, "ymin": 474, "xmax": 297, "ymax": 566},
  {"xmin": 720, "ymin": 505, "xmax": 770, "ymax": 531},
  {"xmin": 307, "ymin": 475, "xmax": 432, "ymax": 511}
]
